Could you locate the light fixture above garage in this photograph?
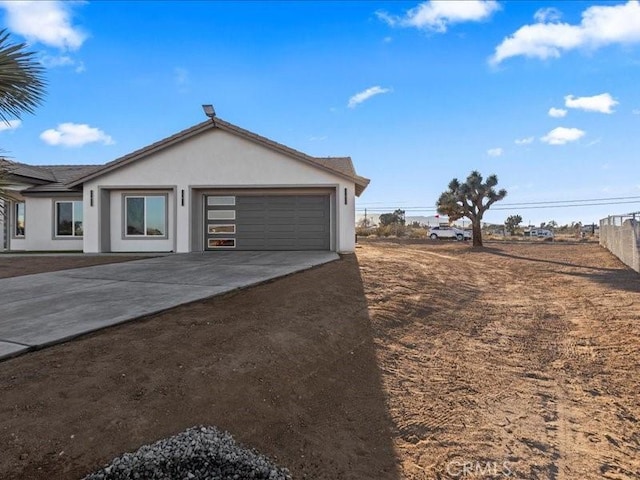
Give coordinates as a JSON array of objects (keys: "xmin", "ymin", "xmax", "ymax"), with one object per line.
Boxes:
[{"xmin": 202, "ymin": 104, "xmax": 216, "ymax": 119}]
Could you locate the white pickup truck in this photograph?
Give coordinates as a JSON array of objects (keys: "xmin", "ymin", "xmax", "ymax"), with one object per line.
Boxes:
[{"xmin": 428, "ymin": 226, "xmax": 472, "ymax": 241}]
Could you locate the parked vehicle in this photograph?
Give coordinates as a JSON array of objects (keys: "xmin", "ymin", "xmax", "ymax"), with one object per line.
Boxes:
[
  {"xmin": 428, "ymin": 225, "xmax": 472, "ymax": 241},
  {"xmin": 527, "ymin": 228, "xmax": 554, "ymax": 238}
]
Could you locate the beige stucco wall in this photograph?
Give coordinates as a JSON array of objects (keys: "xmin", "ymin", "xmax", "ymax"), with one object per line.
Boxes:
[{"xmin": 83, "ymin": 128, "xmax": 357, "ymax": 253}]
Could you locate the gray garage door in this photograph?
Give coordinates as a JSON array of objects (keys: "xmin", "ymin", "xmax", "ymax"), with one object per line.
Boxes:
[{"xmin": 205, "ymin": 194, "xmax": 330, "ymax": 251}]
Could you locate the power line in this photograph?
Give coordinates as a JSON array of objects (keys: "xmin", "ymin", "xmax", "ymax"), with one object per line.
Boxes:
[
  {"xmin": 357, "ymin": 194, "xmax": 640, "ymax": 209},
  {"xmin": 355, "ymin": 199, "xmax": 640, "ymax": 212},
  {"xmin": 491, "ymin": 200, "xmax": 640, "ymax": 210}
]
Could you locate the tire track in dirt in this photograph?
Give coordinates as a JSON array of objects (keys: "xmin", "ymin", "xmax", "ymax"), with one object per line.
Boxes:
[{"xmin": 357, "ymin": 240, "xmax": 640, "ymax": 480}]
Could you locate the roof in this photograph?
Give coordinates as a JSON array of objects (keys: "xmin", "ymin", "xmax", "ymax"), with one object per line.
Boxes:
[
  {"xmin": 66, "ymin": 117, "xmax": 370, "ymax": 195},
  {"xmin": 1, "ymin": 159, "xmax": 101, "ymax": 193},
  {"xmin": 23, "ymin": 165, "xmax": 103, "ymax": 193}
]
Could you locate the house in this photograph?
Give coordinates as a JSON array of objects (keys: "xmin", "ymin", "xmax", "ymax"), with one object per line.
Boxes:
[{"xmin": 1, "ymin": 113, "xmax": 369, "ymax": 253}]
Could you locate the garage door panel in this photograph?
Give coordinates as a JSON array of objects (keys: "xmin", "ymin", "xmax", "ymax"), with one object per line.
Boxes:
[
  {"xmin": 206, "ymin": 194, "xmax": 330, "ymax": 251},
  {"xmin": 238, "ymin": 225, "xmax": 266, "ymax": 233}
]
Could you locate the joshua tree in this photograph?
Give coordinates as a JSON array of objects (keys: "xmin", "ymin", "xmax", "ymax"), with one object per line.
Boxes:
[{"xmin": 437, "ymin": 170, "xmax": 507, "ymax": 247}]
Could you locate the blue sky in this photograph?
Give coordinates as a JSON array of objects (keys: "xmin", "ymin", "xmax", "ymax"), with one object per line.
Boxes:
[{"xmin": 1, "ymin": 0, "xmax": 640, "ymax": 226}]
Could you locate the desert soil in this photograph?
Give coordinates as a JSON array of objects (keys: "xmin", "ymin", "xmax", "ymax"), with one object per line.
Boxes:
[
  {"xmin": 0, "ymin": 240, "xmax": 638, "ymax": 479},
  {"xmin": 0, "ymin": 255, "xmax": 148, "ymax": 279}
]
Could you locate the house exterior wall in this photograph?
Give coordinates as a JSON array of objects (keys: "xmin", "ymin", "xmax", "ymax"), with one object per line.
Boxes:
[
  {"xmin": 23, "ymin": 196, "xmax": 84, "ymax": 251},
  {"xmin": 83, "ymin": 128, "xmax": 357, "ymax": 253}
]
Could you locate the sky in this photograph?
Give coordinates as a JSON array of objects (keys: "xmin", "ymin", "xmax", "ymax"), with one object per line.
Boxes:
[{"xmin": 1, "ymin": 0, "xmax": 640, "ymax": 226}]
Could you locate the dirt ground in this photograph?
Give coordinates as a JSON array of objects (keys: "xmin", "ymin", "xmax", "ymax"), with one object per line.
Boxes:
[
  {"xmin": 0, "ymin": 240, "xmax": 638, "ymax": 479},
  {"xmin": 0, "ymin": 255, "xmax": 148, "ymax": 279}
]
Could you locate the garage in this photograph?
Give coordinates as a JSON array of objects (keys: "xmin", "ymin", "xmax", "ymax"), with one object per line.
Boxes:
[{"xmin": 205, "ymin": 194, "xmax": 331, "ymax": 251}]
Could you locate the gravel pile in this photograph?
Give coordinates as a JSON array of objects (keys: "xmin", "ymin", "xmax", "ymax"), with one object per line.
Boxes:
[{"xmin": 84, "ymin": 426, "xmax": 292, "ymax": 480}]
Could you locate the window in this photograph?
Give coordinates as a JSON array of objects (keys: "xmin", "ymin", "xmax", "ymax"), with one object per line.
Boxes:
[
  {"xmin": 208, "ymin": 224, "xmax": 235, "ymax": 234},
  {"xmin": 207, "ymin": 210, "xmax": 235, "ymax": 220},
  {"xmin": 125, "ymin": 195, "xmax": 166, "ymax": 236},
  {"xmin": 15, "ymin": 202, "xmax": 25, "ymax": 237},
  {"xmin": 207, "ymin": 196, "xmax": 236, "ymax": 206},
  {"xmin": 55, "ymin": 201, "xmax": 83, "ymax": 237},
  {"xmin": 208, "ymin": 238, "xmax": 235, "ymax": 248}
]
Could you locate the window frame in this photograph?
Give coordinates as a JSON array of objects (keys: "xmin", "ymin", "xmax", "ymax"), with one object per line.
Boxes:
[
  {"xmin": 123, "ymin": 194, "xmax": 169, "ymax": 239},
  {"xmin": 54, "ymin": 200, "xmax": 83, "ymax": 238}
]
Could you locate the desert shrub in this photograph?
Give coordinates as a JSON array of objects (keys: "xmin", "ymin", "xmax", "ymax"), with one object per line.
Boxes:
[
  {"xmin": 376, "ymin": 224, "xmax": 407, "ymax": 237},
  {"xmin": 356, "ymin": 226, "xmax": 373, "ymax": 237},
  {"xmin": 408, "ymin": 228, "xmax": 427, "ymax": 239}
]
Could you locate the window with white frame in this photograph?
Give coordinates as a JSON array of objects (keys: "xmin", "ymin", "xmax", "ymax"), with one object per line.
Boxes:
[
  {"xmin": 55, "ymin": 201, "xmax": 83, "ymax": 237},
  {"xmin": 125, "ymin": 195, "xmax": 166, "ymax": 236},
  {"xmin": 15, "ymin": 202, "xmax": 25, "ymax": 237}
]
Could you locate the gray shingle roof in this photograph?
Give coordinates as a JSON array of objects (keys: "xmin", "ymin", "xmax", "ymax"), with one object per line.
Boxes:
[
  {"xmin": 1, "ymin": 159, "xmax": 102, "ymax": 193},
  {"xmin": 22, "ymin": 165, "xmax": 103, "ymax": 193}
]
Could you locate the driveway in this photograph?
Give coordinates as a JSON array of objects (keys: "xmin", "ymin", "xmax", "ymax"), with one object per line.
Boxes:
[{"xmin": 0, "ymin": 251, "xmax": 338, "ymax": 360}]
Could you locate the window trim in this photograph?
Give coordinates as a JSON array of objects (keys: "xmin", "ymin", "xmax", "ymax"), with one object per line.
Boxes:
[
  {"xmin": 54, "ymin": 200, "xmax": 84, "ymax": 238},
  {"xmin": 122, "ymin": 193, "xmax": 169, "ymax": 239},
  {"xmin": 13, "ymin": 201, "xmax": 25, "ymax": 238}
]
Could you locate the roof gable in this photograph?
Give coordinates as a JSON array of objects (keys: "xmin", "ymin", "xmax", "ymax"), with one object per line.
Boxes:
[{"xmin": 67, "ymin": 118, "xmax": 369, "ymax": 195}]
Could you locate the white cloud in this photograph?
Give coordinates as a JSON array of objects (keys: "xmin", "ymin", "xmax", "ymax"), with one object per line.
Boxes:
[
  {"xmin": 0, "ymin": 119, "xmax": 21, "ymax": 132},
  {"xmin": 534, "ymin": 7, "xmax": 562, "ymax": 23},
  {"xmin": 564, "ymin": 93, "xmax": 618, "ymax": 113},
  {"xmin": 40, "ymin": 123, "xmax": 114, "ymax": 147},
  {"xmin": 491, "ymin": 1, "xmax": 640, "ymax": 65},
  {"xmin": 548, "ymin": 107, "xmax": 567, "ymax": 118},
  {"xmin": 487, "ymin": 147, "xmax": 503, "ymax": 157},
  {"xmin": 40, "ymin": 54, "xmax": 85, "ymax": 73},
  {"xmin": 377, "ymin": 0, "xmax": 500, "ymax": 33},
  {"xmin": 309, "ymin": 135, "xmax": 327, "ymax": 141},
  {"xmin": 633, "ymin": 108, "xmax": 640, "ymax": 114},
  {"xmin": 515, "ymin": 136, "xmax": 534, "ymax": 145},
  {"xmin": 347, "ymin": 86, "xmax": 391, "ymax": 108},
  {"xmin": 0, "ymin": 1, "xmax": 87, "ymax": 50},
  {"xmin": 540, "ymin": 127, "xmax": 585, "ymax": 145}
]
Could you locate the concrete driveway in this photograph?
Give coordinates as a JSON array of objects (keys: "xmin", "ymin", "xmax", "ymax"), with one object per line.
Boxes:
[{"xmin": 0, "ymin": 251, "xmax": 338, "ymax": 360}]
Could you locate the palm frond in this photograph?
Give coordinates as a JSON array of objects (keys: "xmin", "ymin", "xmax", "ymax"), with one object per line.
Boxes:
[{"xmin": 0, "ymin": 28, "xmax": 46, "ymax": 124}]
